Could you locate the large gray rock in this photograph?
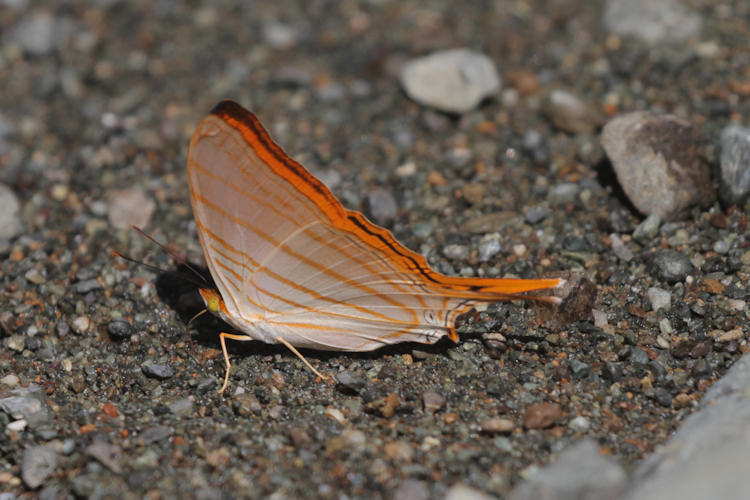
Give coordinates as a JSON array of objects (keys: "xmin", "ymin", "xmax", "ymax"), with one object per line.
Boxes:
[
  {"xmin": 625, "ymin": 354, "xmax": 750, "ymax": 500},
  {"xmin": 601, "ymin": 112, "xmax": 715, "ymax": 221},
  {"xmin": 510, "ymin": 439, "xmax": 627, "ymax": 500}
]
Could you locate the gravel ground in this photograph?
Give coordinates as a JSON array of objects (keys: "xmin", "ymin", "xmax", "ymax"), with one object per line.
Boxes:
[{"xmin": 1, "ymin": 1, "xmax": 749, "ymax": 499}]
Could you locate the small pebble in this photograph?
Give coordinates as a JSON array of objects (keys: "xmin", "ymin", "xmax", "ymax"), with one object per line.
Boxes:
[
  {"xmin": 21, "ymin": 445, "xmax": 58, "ymax": 489},
  {"xmin": 548, "ymin": 183, "xmax": 580, "ymax": 205},
  {"xmin": 107, "ymin": 319, "xmax": 133, "ymax": 340},
  {"xmin": 478, "ymin": 237, "xmax": 501, "ymax": 262},
  {"xmin": 141, "ymin": 361, "xmax": 174, "ymax": 380},
  {"xmin": 542, "ymin": 89, "xmax": 601, "ymax": 134},
  {"xmin": 138, "ymin": 425, "xmax": 172, "ymax": 445},
  {"xmin": 633, "ymin": 213, "xmax": 661, "ymax": 243},
  {"xmin": 107, "ymin": 187, "xmax": 156, "ymax": 231},
  {"xmin": 86, "ymin": 441, "xmax": 123, "ymax": 474},
  {"xmin": 324, "ymin": 408, "xmax": 346, "ymax": 425},
  {"xmin": 603, "ymin": 0, "xmax": 701, "ymax": 45},
  {"xmin": 610, "ymin": 234, "xmax": 633, "ymax": 261},
  {"xmin": 630, "ymin": 347, "xmax": 650, "ymax": 366},
  {"xmin": 365, "ymin": 188, "xmax": 397, "ymax": 226},
  {"xmin": 654, "ymin": 388, "xmax": 673, "ymax": 407},
  {"xmin": 383, "ymin": 440, "xmax": 414, "ymax": 462},
  {"xmin": 70, "ymin": 316, "xmax": 90, "ymax": 334},
  {"xmin": 443, "ymin": 244, "xmax": 469, "ymax": 260},
  {"xmin": 336, "ymin": 371, "xmax": 366, "ymax": 394},
  {"xmin": 650, "ymin": 250, "xmax": 692, "ymax": 282},
  {"xmin": 288, "ymin": 427, "xmax": 311, "ymax": 448},
  {"xmin": 0, "ymin": 183, "xmax": 23, "ymax": 241},
  {"xmin": 262, "ymin": 22, "xmax": 298, "ymax": 50},
  {"xmin": 718, "ymin": 125, "xmax": 750, "ymax": 205},
  {"xmin": 646, "ymin": 287, "xmax": 671, "ymax": 311},
  {"xmin": 400, "ymin": 49, "xmax": 500, "ymax": 114},
  {"xmin": 568, "ymin": 358, "xmax": 590, "ymax": 379},
  {"xmin": 715, "ymin": 327, "xmax": 743, "ymax": 343},
  {"xmin": 480, "ymin": 417, "xmax": 514, "ymax": 434},
  {"xmin": 523, "ymin": 402, "xmax": 562, "ymax": 429},
  {"xmin": 326, "ymin": 429, "xmax": 366, "ymax": 454},
  {"xmin": 392, "ymin": 480, "xmax": 429, "ymax": 500},
  {"xmin": 422, "ymin": 391, "xmax": 446, "ymax": 413},
  {"xmin": 524, "ymin": 205, "xmax": 549, "ymax": 224},
  {"xmin": 1, "ymin": 373, "xmax": 20, "ymax": 387},
  {"xmin": 568, "ymin": 416, "xmax": 590, "ymax": 432}
]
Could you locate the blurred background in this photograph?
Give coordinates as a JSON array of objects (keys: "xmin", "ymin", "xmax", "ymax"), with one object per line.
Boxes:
[{"xmin": 1, "ymin": 1, "xmax": 749, "ymax": 499}]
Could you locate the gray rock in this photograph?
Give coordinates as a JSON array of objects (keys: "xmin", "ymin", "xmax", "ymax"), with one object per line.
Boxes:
[
  {"xmin": 393, "ymin": 479, "xmax": 429, "ymax": 500},
  {"xmin": 107, "ymin": 319, "xmax": 133, "ymax": 340},
  {"xmin": 86, "ymin": 441, "xmax": 123, "ymax": 474},
  {"xmin": 335, "ymin": 371, "xmax": 367, "ymax": 393},
  {"xmin": 262, "ymin": 22, "xmax": 298, "ymax": 50},
  {"xmin": 633, "ymin": 214, "xmax": 661, "ymax": 243},
  {"xmin": 138, "ymin": 425, "xmax": 172, "ymax": 445},
  {"xmin": 107, "ymin": 187, "xmax": 155, "ymax": 231},
  {"xmin": 0, "ymin": 183, "xmax": 23, "ymax": 242},
  {"xmin": 0, "ymin": 385, "xmax": 48, "ymax": 420},
  {"xmin": 141, "ymin": 361, "xmax": 174, "ymax": 379},
  {"xmin": 629, "ymin": 347, "xmax": 650, "ymax": 366},
  {"xmin": 601, "ymin": 112, "xmax": 715, "ymax": 221},
  {"xmin": 568, "ymin": 416, "xmax": 590, "ymax": 432},
  {"xmin": 625, "ymin": 354, "xmax": 750, "ymax": 500},
  {"xmin": 568, "ymin": 358, "xmax": 590, "ymax": 379},
  {"xmin": 542, "ymin": 89, "xmax": 601, "ymax": 134},
  {"xmin": 400, "ymin": 49, "xmax": 500, "ymax": 114},
  {"xmin": 168, "ymin": 398, "xmax": 194, "ymax": 417},
  {"xmin": 650, "ymin": 250, "xmax": 692, "ymax": 282},
  {"xmin": 11, "ymin": 11, "xmax": 59, "ymax": 55},
  {"xmin": 510, "ymin": 439, "xmax": 626, "ymax": 500},
  {"xmin": 422, "ymin": 391, "xmax": 446, "ymax": 413},
  {"xmin": 609, "ymin": 234, "xmax": 633, "ymax": 262},
  {"xmin": 718, "ymin": 125, "xmax": 750, "ymax": 206},
  {"xmin": 443, "ymin": 244, "xmax": 469, "ymax": 260},
  {"xmin": 603, "ymin": 0, "xmax": 701, "ymax": 45},
  {"xmin": 365, "ymin": 188, "xmax": 397, "ymax": 226},
  {"xmin": 22, "ymin": 445, "xmax": 58, "ymax": 489},
  {"xmin": 524, "ymin": 206, "xmax": 549, "ymax": 225},
  {"xmin": 646, "ymin": 287, "xmax": 671, "ymax": 311},
  {"xmin": 74, "ymin": 278, "xmax": 102, "ymax": 294},
  {"xmin": 548, "ymin": 184, "xmax": 580, "ymax": 205},
  {"xmin": 478, "ymin": 237, "xmax": 502, "ymax": 262}
]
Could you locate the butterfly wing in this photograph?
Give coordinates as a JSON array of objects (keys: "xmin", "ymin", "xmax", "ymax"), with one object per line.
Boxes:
[{"xmin": 188, "ymin": 100, "xmax": 562, "ymax": 351}]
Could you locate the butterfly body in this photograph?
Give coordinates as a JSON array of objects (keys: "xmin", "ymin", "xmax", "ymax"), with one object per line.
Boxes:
[{"xmin": 188, "ymin": 100, "xmax": 563, "ymax": 391}]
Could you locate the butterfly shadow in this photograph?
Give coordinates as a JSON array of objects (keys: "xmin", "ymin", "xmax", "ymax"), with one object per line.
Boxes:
[
  {"xmin": 154, "ymin": 265, "xmax": 458, "ymax": 369},
  {"xmin": 153, "ymin": 265, "xmax": 291, "ymax": 358}
]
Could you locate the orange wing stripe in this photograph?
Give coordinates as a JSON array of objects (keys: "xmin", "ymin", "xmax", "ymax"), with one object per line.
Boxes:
[
  {"xmin": 191, "ymin": 189, "xmax": 424, "ymax": 314},
  {"xmin": 209, "ymin": 100, "xmax": 561, "ymax": 297}
]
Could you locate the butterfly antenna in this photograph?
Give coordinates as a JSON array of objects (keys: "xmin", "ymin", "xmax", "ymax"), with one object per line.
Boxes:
[
  {"xmin": 187, "ymin": 308, "xmax": 208, "ymax": 330},
  {"xmin": 130, "ymin": 225, "xmax": 209, "ymax": 285},
  {"xmin": 111, "ymin": 251, "xmax": 207, "ymax": 289}
]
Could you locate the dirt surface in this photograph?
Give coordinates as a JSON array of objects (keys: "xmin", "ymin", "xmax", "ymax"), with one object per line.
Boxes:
[{"xmin": 1, "ymin": 1, "xmax": 749, "ymax": 498}]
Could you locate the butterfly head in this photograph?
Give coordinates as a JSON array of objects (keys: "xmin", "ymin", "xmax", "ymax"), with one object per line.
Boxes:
[{"xmin": 199, "ymin": 288, "xmax": 225, "ymax": 315}]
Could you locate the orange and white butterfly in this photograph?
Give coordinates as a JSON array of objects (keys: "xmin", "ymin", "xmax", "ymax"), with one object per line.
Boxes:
[{"xmin": 187, "ymin": 100, "xmax": 563, "ymax": 393}]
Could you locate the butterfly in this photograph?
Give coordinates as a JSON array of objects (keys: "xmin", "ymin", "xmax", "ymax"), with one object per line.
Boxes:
[{"xmin": 187, "ymin": 100, "xmax": 563, "ymax": 393}]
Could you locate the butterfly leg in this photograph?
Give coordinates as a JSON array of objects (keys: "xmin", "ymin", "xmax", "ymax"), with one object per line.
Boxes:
[
  {"xmin": 276, "ymin": 336, "xmax": 330, "ymax": 382},
  {"xmin": 218, "ymin": 332, "xmax": 254, "ymax": 394}
]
